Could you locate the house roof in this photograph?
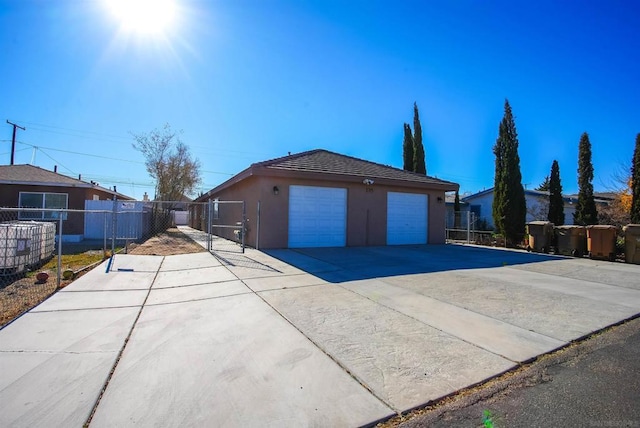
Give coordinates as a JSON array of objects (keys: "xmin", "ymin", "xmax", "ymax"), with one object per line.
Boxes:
[
  {"xmin": 460, "ymin": 187, "xmax": 612, "ymax": 205},
  {"xmin": 200, "ymin": 149, "xmax": 458, "ymax": 199},
  {"xmin": 0, "ymin": 164, "xmax": 133, "ymax": 199}
]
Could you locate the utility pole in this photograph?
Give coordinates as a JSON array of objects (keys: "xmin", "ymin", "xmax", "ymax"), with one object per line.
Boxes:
[{"xmin": 6, "ymin": 120, "xmax": 26, "ymax": 165}]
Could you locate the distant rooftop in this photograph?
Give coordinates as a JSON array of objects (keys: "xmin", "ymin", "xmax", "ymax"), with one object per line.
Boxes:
[{"xmin": 0, "ymin": 164, "xmax": 132, "ymax": 199}]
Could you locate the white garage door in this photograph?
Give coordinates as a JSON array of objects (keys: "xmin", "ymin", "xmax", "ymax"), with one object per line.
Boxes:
[
  {"xmin": 288, "ymin": 185, "xmax": 347, "ymax": 248},
  {"xmin": 387, "ymin": 192, "xmax": 428, "ymax": 245}
]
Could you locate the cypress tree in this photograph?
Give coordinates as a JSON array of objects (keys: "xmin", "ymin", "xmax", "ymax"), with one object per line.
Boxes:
[
  {"xmin": 547, "ymin": 160, "xmax": 565, "ymax": 225},
  {"xmin": 574, "ymin": 132, "xmax": 598, "ymax": 225},
  {"xmin": 402, "ymin": 123, "xmax": 414, "ymax": 171},
  {"xmin": 454, "ymin": 190, "xmax": 461, "ymax": 229},
  {"xmin": 492, "ymin": 99, "xmax": 526, "ymax": 245},
  {"xmin": 493, "ymin": 121, "xmax": 506, "ymax": 235},
  {"xmin": 631, "ymin": 133, "xmax": 640, "ymax": 223},
  {"xmin": 412, "ymin": 102, "xmax": 426, "ymax": 175}
]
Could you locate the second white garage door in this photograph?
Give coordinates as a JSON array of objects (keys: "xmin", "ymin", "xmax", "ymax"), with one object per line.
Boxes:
[
  {"xmin": 288, "ymin": 185, "xmax": 347, "ymax": 248},
  {"xmin": 387, "ymin": 192, "xmax": 428, "ymax": 245}
]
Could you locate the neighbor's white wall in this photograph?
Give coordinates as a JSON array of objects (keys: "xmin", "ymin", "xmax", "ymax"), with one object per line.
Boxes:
[{"xmin": 466, "ymin": 192, "xmax": 576, "ymax": 228}]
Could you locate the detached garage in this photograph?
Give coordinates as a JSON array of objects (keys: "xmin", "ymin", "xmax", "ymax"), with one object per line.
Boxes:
[{"xmin": 194, "ymin": 149, "xmax": 458, "ymax": 249}]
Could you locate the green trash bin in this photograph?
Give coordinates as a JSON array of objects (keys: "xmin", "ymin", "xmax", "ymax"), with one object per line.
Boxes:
[
  {"xmin": 623, "ymin": 224, "xmax": 640, "ymax": 265},
  {"xmin": 586, "ymin": 225, "xmax": 617, "ymax": 261},
  {"xmin": 526, "ymin": 221, "xmax": 553, "ymax": 253},
  {"xmin": 555, "ymin": 225, "xmax": 586, "ymax": 257}
]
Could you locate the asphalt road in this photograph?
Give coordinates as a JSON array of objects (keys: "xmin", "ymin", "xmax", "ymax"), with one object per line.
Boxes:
[{"xmin": 391, "ymin": 316, "xmax": 640, "ymax": 428}]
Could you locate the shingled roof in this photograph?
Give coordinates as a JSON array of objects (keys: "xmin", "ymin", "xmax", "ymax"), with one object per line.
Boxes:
[
  {"xmin": 255, "ymin": 149, "xmax": 457, "ymax": 187},
  {"xmin": 201, "ymin": 149, "xmax": 458, "ymax": 199},
  {"xmin": 0, "ymin": 164, "xmax": 91, "ymax": 187},
  {"xmin": 0, "ymin": 164, "xmax": 132, "ymax": 198}
]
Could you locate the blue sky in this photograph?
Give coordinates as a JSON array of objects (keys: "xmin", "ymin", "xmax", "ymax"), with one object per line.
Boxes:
[{"xmin": 2, "ymin": 0, "xmax": 639, "ymax": 199}]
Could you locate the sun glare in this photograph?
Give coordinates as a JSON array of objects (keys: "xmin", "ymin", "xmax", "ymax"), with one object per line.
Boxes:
[{"xmin": 106, "ymin": 0, "xmax": 176, "ymax": 35}]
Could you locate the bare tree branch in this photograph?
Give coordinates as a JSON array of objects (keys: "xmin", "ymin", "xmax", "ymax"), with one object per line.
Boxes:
[{"xmin": 132, "ymin": 123, "xmax": 202, "ymax": 202}]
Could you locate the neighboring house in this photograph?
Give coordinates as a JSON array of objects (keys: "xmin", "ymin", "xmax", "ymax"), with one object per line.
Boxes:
[
  {"xmin": 461, "ymin": 187, "xmax": 581, "ymax": 228},
  {"xmin": 0, "ymin": 164, "xmax": 133, "ymax": 242},
  {"xmin": 444, "ymin": 193, "xmax": 470, "ymax": 227},
  {"xmin": 193, "ymin": 149, "xmax": 458, "ymax": 249}
]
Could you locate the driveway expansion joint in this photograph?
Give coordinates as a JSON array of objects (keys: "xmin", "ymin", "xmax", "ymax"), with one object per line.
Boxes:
[{"xmin": 83, "ymin": 256, "xmax": 165, "ymax": 427}]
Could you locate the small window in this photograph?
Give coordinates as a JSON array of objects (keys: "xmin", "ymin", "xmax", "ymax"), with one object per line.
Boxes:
[{"xmin": 19, "ymin": 192, "xmax": 68, "ymax": 220}]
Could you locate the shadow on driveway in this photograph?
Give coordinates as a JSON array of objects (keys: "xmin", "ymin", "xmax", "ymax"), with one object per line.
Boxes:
[{"xmin": 265, "ymin": 244, "xmax": 565, "ymax": 283}]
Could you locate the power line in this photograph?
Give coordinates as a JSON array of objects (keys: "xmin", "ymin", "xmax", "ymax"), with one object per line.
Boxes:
[
  {"xmin": 14, "ymin": 119, "xmax": 272, "ymax": 158},
  {"xmin": 36, "ymin": 148, "xmax": 75, "ymax": 175},
  {"xmin": 17, "ymin": 141, "xmax": 144, "ymax": 165},
  {"xmin": 16, "ymin": 120, "xmax": 131, "ymax": 144}
]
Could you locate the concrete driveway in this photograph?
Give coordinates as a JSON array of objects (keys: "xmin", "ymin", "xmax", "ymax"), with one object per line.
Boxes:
[{"xmin": 2, "ymin": 233, "xmax": 640, "ymax": 427}]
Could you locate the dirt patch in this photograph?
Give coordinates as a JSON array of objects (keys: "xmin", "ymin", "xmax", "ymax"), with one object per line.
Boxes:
[
  {"xmin": 127, "ymin": 228, "xmax": 206, "ymax": 256},
  {"xmin": 0, "ymin": 276, "xmax": 57, "ymax": 327}
]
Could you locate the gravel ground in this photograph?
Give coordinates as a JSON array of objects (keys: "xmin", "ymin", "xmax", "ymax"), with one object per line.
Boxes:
[{"xmin": 0, "ymin": 276, "xmax": 57, "ymax": 327}]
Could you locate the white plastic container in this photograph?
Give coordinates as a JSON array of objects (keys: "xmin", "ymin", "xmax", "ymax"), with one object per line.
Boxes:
[
  {"xmin": 0, "ymin": 223, "xmax": 31, "ymax": 273},
  {"xmin": 0, "ymin": 221, "xmax": 56, "ymax": 274}
]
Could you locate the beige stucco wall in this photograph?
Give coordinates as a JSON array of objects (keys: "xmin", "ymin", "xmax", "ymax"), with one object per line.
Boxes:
[{"xmin": 201, "ymin": 173, "xmax": 449, "ymax": 249}]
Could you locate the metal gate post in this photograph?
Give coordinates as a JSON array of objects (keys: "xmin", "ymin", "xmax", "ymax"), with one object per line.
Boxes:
[
  {"xmin": 471, "ymin": 212, "xmax": 476, "ymax": 243},
  {"xmin": 57, "ymin": 212, "xmax": 63, "ymax": 289},
  {"xmin": 207, "ymin": 199, "xmax": 212, "ymax": 252}
]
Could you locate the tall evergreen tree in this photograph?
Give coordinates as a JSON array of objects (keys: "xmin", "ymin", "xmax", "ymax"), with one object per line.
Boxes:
[
  {"xmin": 454, "ymin": 190, "xmax": 461, "ymax": 229},
  {"xmin": 492, "ymin": 99, "xmax": 526, "ymax": 245},
  {"xmin": 631, "ymin": 133, "xmax": 640, "ymax": 223},
  {"xmin": 402, "ymin": 123, "xmax": 414, "ymax": 171},
  {"xmin": 574, "ymin": 132, "xmax": 598, "ymax": 225},
  {"xmin": 547, "ymin": 160, "xmax": 565, "ymax": 225},
  {"xmin": 412, "ymin": 102, "xmax": 426, "ymax": 175}
]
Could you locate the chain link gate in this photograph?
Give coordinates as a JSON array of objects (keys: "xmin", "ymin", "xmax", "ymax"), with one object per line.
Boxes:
[{"xmin": 206, "ymin": 199, "xmax": 246, "ymax": 254}]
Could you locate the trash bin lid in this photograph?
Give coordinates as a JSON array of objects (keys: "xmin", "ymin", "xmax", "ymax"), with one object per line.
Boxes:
[{"xmin": 623, "ymin": 224, "xmax": 640, "ymax": 233}]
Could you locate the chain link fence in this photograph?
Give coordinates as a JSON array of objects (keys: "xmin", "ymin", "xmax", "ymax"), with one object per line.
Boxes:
[
  {"xmin": 445, "ymin": 211, "xmax": 494, "ymax": 244},
  {"xmin": 0, "ymin": 199, "xmax": 247, "ymax": 327}
]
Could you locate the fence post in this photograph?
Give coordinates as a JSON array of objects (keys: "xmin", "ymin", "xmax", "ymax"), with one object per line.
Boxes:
[
  {"xmin": 256, "ymin": 201, "xmax": 261, "ymax": 250},
  {"xmin": 111, "ymin": 196, "xmax": 117, "ymax": 256},
  {"xmin": 466, "ymin": 211, "xmax": 471, "ymax": 244},
  {"xmin": 207, "ymin": 199, "xmax": 212, "ymax": 251},
  {"xmin": 103, "ymin": 211, "xmax": 107, "ymax": 258},
  {"xmin": 57, "ymin": 211, "xmax": 63, "ymax": 289}
]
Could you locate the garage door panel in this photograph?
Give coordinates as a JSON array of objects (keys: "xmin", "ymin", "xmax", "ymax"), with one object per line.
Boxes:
[
  {"xmin": 288, "ymin": 186, "xmax": 347, "ymax": 248},
  {"xmin": 387, "ymin": 192, "xmax": 428, "ymax": 245}
]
